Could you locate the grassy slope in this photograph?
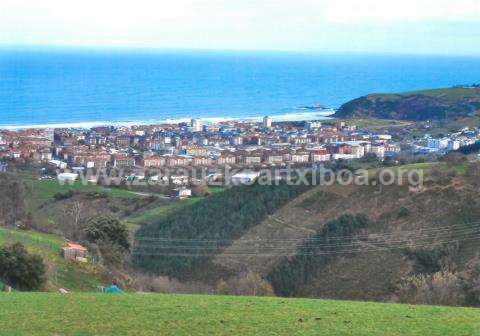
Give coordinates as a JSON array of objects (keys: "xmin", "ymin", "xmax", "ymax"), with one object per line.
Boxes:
[
  {"xmin": 215, "ymin": 162, "xmax": 480, "ymax": 300},
  {"xmin": 126, "ymin": 186, "xmax": 225, "ymax": 226},
  {"xmin": 400, "ymin": 87, "xmax": 480, "ymax": 100},
  {"xmin": 0, "ymin": 227, "xmax": 103, "ymax": 291},
  {"xmin": 22, "ymin": 175, "xmax": 143, "ymax": 211},
  {"xmin": 335, "ymin": 87, "xmax": 480, "ymax": 121},
  {"xmin": 0, "ymin": 293, "xmax": 478, "ymax": 336},
  {"xmin": 126, "ymin": 198, "xmax": 203, "ymax": 226},
  {"xmin": 370, "ymin": 87, "xmax": 480, "ymax": 101}
]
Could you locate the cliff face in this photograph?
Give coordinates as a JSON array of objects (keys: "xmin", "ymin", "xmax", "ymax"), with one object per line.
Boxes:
[{"xmin": 334, "ymin": 87, "xmax": 480, "ymax": 121}]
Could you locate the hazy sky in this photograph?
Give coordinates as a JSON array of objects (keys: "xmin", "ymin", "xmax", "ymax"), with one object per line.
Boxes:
[{"xmin": 1, "ymin": 0, "xmax": 480, "ymax": 55}]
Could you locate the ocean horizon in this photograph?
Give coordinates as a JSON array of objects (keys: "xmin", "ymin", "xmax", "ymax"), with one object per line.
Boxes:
[{"xmin": 1, "ymin": 48, "xmax": 480, "ymax": 128}]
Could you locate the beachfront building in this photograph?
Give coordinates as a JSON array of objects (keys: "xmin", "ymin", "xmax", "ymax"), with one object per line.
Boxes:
[{"xmin": 263, "ymin": 116, "xmax": 272, "ymax": 128}]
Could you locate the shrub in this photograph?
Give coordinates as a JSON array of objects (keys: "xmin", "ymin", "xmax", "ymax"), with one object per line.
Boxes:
[
  {"xmin": 0, "ymin": 243, "xmax": 46, "ymax": 291},
  {"xmin": 85, "ymin": 216, "xmax": 130, "ymax": 251},
  {"xmin": 396, "ymin": 271, "xmax": 465, "ymax": 306},
  {"xmin": 404, "ymin": 244, "xmax": 457, "ymax": 274},
  {"xmin": 215, "ymin": 272, "xmax": 275, "ymax": 297},
  {"xmin": 53, "ymin": 190, "xmax": 74, "ymax": 200},
  {"xmin": 460, "ymin": 255, "xmax": 480, "ymax": 306}
]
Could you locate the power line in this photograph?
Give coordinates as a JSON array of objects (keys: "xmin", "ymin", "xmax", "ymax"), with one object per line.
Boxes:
[
  {"xmin": 134, "ymin": 222, "xmax": 480, "ymax": 245},
  {"xmin": 132, "ymin": 233, "xmax": 480, "ymax": 257},
  {"xmin": 134, "ymin": 228, "xmax": 479, "ymax": 250}
]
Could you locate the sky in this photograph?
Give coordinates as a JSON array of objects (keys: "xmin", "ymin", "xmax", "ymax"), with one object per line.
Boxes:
[{"xmin": 1, "ymin": 0, "xmax": 480, "ymax": 55}]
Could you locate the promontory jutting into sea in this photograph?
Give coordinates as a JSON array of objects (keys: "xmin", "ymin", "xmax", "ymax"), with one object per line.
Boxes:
[{"xmin": 2, "ymin": 49, "xmax": 480, "ymax": 128}]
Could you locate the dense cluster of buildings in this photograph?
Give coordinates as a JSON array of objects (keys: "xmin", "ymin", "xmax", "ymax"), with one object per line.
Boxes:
[
  {"xmin": 1, "ymin": 117, "xmax": 477, "ymax": 174},
  {"xmin": 420, "ymin": 128, "xmax": 479, "ymax": 153}
]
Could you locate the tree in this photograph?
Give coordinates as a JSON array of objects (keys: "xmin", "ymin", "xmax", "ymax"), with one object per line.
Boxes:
[
  {"xmin": 0, "ymin": 243, "xmax": 46, "ymax": 291},
  {"xmin": 85, "ymin": 216, "xmax": 130, "ymax": 251},
  {"xmin": 192, "ymin": 183, "xmax": 210, "ymax": 197},
  {"xmin": 0, "ymin": 173, "xmax": 26, "ymax": 226},
  {"xmin": 60, "ymin": 201, "xmax": 87, "ymax": 241},
  {"xmin": 461, "ymin": 255, "xmax": 480, "ymax": 306}
]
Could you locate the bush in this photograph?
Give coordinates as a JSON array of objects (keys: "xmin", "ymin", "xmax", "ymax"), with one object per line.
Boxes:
[
  {"xmin": 396, "ymin": 272, "xmax": 465, "ymax": 306},
  {"xmin": 0, "ymin": 243, "xmax": 46, "ymax": 291},
  {"xmin": 460, "ymin": 255, "xmax": 480, "ymax": 306},
  {"xmin": 215, "ymin": 272, "xmax": 275, "ymax": 297},
  {"xmin": 53, "ymin": 190, "xmax": 74, "ymax": 200},
  {"xmin": 192, "ymin": 184, "xmax": 210, "ymax": 197},
  {"xmin": 404, "ymin": 244, "xmax": 457, "ymax": 274},
  {"xmin": 85, "ymin": 216, "xmax": 130, "ymax": 251},
  {"xmin": 85, "ymin": 191, "xmax": 108, "ymax": 199}
]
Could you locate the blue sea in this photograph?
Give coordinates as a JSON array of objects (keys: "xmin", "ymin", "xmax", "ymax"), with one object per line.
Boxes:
[{"xmin": 1, "ymin": 47, "xmax": 480, "ymax": 128}]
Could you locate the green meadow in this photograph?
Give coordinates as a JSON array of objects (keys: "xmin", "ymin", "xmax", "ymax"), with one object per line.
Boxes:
[{"xmin": 0, "ymin": 293, "xmax": 478, "ymax": 336}]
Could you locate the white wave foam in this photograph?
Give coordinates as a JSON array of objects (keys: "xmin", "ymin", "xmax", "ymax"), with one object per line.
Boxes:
[{"xmin": 0, "ymin": 110, "xmax": 334, "ymax": 130}]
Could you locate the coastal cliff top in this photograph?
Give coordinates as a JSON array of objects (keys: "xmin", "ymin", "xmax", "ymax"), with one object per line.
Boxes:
[{"xmin": 334, "ymin": 87, "xmax": 480, "ymax": 121}]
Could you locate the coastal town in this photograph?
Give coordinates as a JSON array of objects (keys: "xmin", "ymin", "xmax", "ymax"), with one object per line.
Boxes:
[{"xmin": 0, "ymin": 117, "xmax": 478, "ymax": 181}]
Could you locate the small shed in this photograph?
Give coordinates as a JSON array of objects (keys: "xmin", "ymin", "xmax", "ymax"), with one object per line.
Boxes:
[{"xmin": 62, "ymin": 243, "xmax": 88, "ymax": 261}]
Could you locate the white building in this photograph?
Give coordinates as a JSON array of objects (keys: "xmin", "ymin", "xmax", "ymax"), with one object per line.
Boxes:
[
  {"xmin": 49, "ymin": 159, "xmax": 68, "ymax": 169},
  {"xmin": 263, "ymin": 116, "xmax": 272, "ymax": 128},
  {"xmin": 191, "ymin": 119, "xmax": 203, "ymax": 132},
  {"xmin": 370, "ymin": 145, "xmax": 386, "ymax": 158},
  {"xmin": 57, "ymin": 172, "xmax": 78, "ymax": 184},
  {"xmin": 230, "ymin": 170, "xmax": 261, "ymax": 185},
  {"xmin": 447, "ymin": 140, "xmax": 460, "ymax": 151},
  {"xmin": 332, "ymin": 153, "xmax": 356, "ymax": 160},
  {"xmin": 306, "ymin": 121, "xmax": 322, "ymax": 130},
  {"xmin": 351, "ymin": 145, "xmax": 365, "ymax": 159},
  {"xmin": 375, "ymin": 134, "xmax": 392, "ymax": 141},
  {"xmin": 427, "ymin": 138, "xmax": 449, "ymax": 150}
]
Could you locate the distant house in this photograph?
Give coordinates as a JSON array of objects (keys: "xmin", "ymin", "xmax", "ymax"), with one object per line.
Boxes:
[
  {"xmin": 57, "ymin": 172, "xmax": 79, "ymax": 183},
  {"xmin": 165, "ymin": 155, "xmax": 190, "ymax": 167},
  {"xmin": 191, "ymin": 156, "xmax": 211, "ymax": 166},
  {"xmin": 237, "ymin": 150, "xmax": 262, "ymax": 165},
  {"xmin": 171, "ymin": 187, "xmax": 192, "ymax": 199},
  {"xmin": 230, "ymin": 170, "xmax": 261, "ymax": 185},
  {"xmin": 216, "ymin": 152, "xmax": 236, "ymax": 166},
  {"xmin": 310, "ymin": 149, "xmax": 330, "ymax": 163},
  {"xmin": 264, "ymin": 151, "xmax": 285, "ymax": 165},
  {"xmin": 290, "ymin": 150, "xmax": 310, "ymax": 164},
  {"xmin": 141, "ymin": 155, "xmax": 166, "ymax": 168},
  {"xmin": 62, "ymin": 243, "xmax": 88, "ymax": 262},
  {"xmin": 113, "ymin": 155, "xmax": 136, "ymax": 168}
]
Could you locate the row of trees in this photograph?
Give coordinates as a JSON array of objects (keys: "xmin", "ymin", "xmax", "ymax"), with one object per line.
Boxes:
[
  {"xmin": 133, "ymin": 181, "xmax": 311, "ymax": 280},
  {"xmin": 267, "ymin": 214, "xmax": 369, "ymax": 297}
]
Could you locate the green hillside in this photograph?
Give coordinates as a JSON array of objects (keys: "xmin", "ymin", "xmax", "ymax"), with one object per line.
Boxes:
[
  {"xmin": 0, "ymin": 227, "xmax": 103, "ymax": 291},
  {"xmin": 0, "ymin": 293, "xmax": 478, "ymax": 336},
  {"xmin": 207, "ymin": 163, "xmax": 480, "ymax": 304},
  {"xmin": 334, "ymin": 87, "xmax": 480, "ymax": 120},
  {"xmin": 133, "ymin": 181, "xmax": 310, "ymax": 281}
]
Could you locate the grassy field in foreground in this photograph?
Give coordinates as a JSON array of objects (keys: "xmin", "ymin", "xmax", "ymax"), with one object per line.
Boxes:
[{"xmin": 0, "ymin": 293, "xmax": 478, "ymax": 336}]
